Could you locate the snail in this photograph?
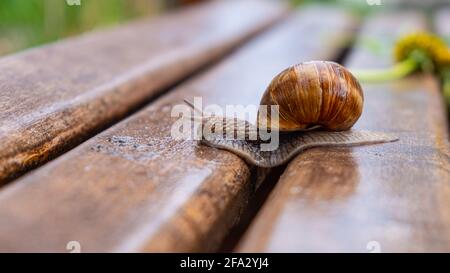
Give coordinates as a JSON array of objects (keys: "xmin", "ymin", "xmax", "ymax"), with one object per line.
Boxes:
[{"xmin": 185, "ymin": 61, "xmax": 398, "ymax": 168}]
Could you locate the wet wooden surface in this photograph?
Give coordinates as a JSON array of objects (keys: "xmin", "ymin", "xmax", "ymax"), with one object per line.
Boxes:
[
  {"xmin": 237, "ymin": 11, "xmax": 450, "ymax": 252},
  {"xmin": 0, "ymin": 0, "xmax": 288, "ymax": 184},
  {"xmin": 0, "ymin": 7, "xmax": 356, "ymax": 252}
]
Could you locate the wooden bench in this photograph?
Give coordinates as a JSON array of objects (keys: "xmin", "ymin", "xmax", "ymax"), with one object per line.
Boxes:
[
  {"xmin": 0, "ymin": 2, "xmax": 448, "ymax": 253},
  {"xmin": 0, "ymin": 0, "xmax": 287, "ymax": 184}
]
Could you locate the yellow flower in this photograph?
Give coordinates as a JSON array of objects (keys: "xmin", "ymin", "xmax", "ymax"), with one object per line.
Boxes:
[{"xmin": 394, "ymin": 32, "xmax": 450, "ymax": 70}]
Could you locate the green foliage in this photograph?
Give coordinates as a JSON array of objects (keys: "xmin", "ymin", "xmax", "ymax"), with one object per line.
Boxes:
[{"xmin": 0, "ymin": 0, "xmax": 162, "ymax": 55}]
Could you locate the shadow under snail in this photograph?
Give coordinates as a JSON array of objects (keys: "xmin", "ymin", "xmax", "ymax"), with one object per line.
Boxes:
[{"xmin": 185, "ymin": 61, "xmax": 398, "ymax": 168}]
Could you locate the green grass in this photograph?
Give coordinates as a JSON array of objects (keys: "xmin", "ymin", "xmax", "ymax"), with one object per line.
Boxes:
[{"xmin": 0, "ymin": 0, "xmax": 164, "ymax": 56}]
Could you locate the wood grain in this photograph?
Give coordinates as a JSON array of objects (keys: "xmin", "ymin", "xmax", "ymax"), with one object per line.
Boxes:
[
  {"xmin": 0, "ymin": 0, "xmax": 288, "ymax": 184},
  {"xmin": 0, "ymin": 7, "xmax": 356, "ymax": 252},
  {"xmin": 237, "ymin": 11, "xmax": 450, "ymax": 252}
]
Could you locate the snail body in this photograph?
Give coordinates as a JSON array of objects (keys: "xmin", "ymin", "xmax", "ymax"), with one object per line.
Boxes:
[
  {"xmin": 185, "ymin": 61, "xmax": 397, "ymax": 168},
  {"xmin": 202, "ymin": 128, "xmax": 396, "ymax": 168}
]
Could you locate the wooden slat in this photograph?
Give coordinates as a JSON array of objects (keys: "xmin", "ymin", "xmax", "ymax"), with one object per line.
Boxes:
[
  {"xmin": 0, "ymin": 0, "xmax": 288, "ymax": 184},
  {"xmin": 237, "ymin": 11, "xmax": 450, "ymax": 252},
  {"xmin": 0, "ymin": 7, "xmax": 356, "ymax": 252}
]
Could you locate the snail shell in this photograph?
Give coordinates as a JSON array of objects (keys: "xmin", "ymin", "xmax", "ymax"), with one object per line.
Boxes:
[{"xmin": 258, "ymin": 61, "xmax": 364, "ymax": 131}]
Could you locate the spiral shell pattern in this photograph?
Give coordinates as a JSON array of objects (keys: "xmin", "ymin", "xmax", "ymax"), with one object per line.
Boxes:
[{"xmin": 258, "ymin": 61, "xmax": 364, "ymax": 131}]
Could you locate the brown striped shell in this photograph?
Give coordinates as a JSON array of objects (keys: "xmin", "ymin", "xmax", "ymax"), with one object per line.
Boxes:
[{"xmin": 258, "ymin": 61, "xmax": 364, "ymax": 132}]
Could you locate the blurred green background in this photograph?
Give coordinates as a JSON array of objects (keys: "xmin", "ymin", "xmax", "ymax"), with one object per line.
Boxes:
[
  {"xmin": 0, "ymin": 0, "xmax": 323, "ymax": 56},
  {"xmin": 0, "ymin": 0, "xmax": 447, "ymax": 57},
  {"xmin": 0, "ymin": 0, "xmax": 189, "ymax": 56}
]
